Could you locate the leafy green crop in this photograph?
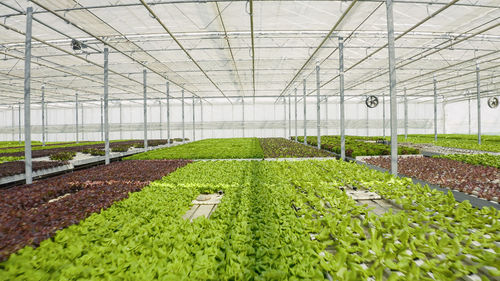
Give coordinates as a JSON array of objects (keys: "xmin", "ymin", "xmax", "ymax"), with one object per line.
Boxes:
[
  {"xmin": 1, "ymin": 160, "xmax": 498, "ymax": 280},
  {"xmin": 0, "ymin": 156, "xmax": 23, "ymax": 164},
  {"xmin": 434, "ymin": 153, "xmax": 500, "ymax": 169},
  {"xmin": 297, "ymin": 135, "xmax": 419, "ymax": 157},
  {"xmin": 125, "ymin": 138, "xmax": 264, "ymax": 160},
  {"xmin": 400, "ymin": 134, "xmax": 500, "ymax": 152}
]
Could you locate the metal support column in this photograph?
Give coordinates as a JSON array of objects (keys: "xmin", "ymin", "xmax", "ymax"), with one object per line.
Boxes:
[
  {"xmin": 18, "ymin": 102, "xmax": 21, "ymax": 143},
  {"xmin": 325, "ymin": 96, "xmax": 329, "ymax": 136},
  {"xmin": 316, "ymin": 62, "xmax": 321, "ymax": 149},
  {"xmin": 433, "ymin": 77, "xmax": 437, "ymax": 142},
  {"xmin": 283, "ymin": 97, "xmax": 287, "ymax": 138},
  {"xmin": 192, "ymin": 97, "xmax": 196, "ymax": 141},
  {"xmin": 404, "ymin": 88, "xmax": 408, "ymax": 141},
  {"xmin": 366, "ymin": 104, "xmax": 369, "ymax": 137},
  {"xmin": 119, "ymin": 102, "xmax": 123, "ymax": 140},
  {"xmin": 41, "ymin": 85, "xmax": 45, "ymax": 146},
  {"xmin": 468, "ymin": 97, "xmax": 471, "ymax": 135},
  {"xmin": 100, "ymin": 98, "xmax": 103, "ymax": 141},
  {"xmin": 81, "ymin": 103, "xmax": 84, "ymax": 141},
  {"xmin": 242, "ymin": 98, "xmax": 245, "ymax": 137},
  {"xmin": 75, "ymin": 92, "xmax": 79, "ymax": 143},
  {"xmin": 200, "ymin": 97, "xmax": 204, "ymax": 140},
  {"xmin": 288, "ymin": 94, "xmax": 291, "ymax": 139},
  {"xmin": 382, "ymin": 92, "xmax": 386, "ymax": 139},
  {"xmin": 11, "ymin": 106, "xmax": 15, "ymax": 141},
  {"xmin": 476, "ymin": 63, "xmax": 481, "ymax": 144},
  {"xmin": 303, "ymin": 79, "xmax": 307, "ymax": 145},
  {"xmin": 159, "ymin": 101, "xmax": 162, "ymax": 139},
  {"xmin": 166, "ymin": 82, "xmax": 170, "ymax": 143},
  {"xmin": 104, "ymin": 48, "xmax": 110, "ymax": 164},
  {"xmin": 182, "ymin": 89, "xmax": 185, "ymax": 143},
  {"xmin": 143, "ymin": 69, "xmax": 148, "ymax": 150},
  {"xmin": 24, "ymin": 7, "xmax": 33, "ymax": 184},
  {"xmin": 339, "ymin": 36, "xmax": 346, "ymax": 160},
  {"xmin": 442, "ymin": 101, "xmax": 446, "ymax": 135},
  {"xmin": 386, "ymin": 0, "xmax": 398, "ymax": 176},
  {"xmin": 294, "ymin": 87, "xmax": 298, "ymax": 141}
]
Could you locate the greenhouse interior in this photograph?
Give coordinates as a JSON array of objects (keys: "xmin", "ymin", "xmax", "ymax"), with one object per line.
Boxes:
[{"xmin": 0, "ymin": 0, "xmax": 499, "ymax": 280}]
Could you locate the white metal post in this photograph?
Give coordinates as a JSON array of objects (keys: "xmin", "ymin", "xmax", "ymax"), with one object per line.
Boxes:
[
  {"xmin": 242, "ymin": 97, "xmax": 245, "ymax": 137},
  {"xmin": 442, "ymin": 100, "xmax": 446, "ymax": 135},
  {"xmin": 81, "ymin": 103, "xmax": 84, "ymax": 141},
  {"xmin": 325, "ymin": 96, "xmax": 329, "ymax": 136},
  {"xmin": 288, "ymin": 94, "xmax": 291, "ymax": 139},
  {"xmin": 18, "ymin": 102, "xmax": 21, "ymax": 143},
  {"xmin": 119, "ymin": 101, "xmax": 123, "ymax": 140},
  {"xmin": 283, "ymin": 97, "xmax": 286, "ymax": 138},
  {"xmin": 24, "ymin": 6, "xmax": 33, "ymax": 184},
  {"xmin": 433, "ymin": 76, "xmax": 437, "ymax": 142},
  {"xmin": 303, "ymin": 79, "xmax": 307, "ymax": 145},
  {"xmin": 159, "ymin": 100, "xmax": 162, "ymax": 140},
  {"xmin": 100, "ymin": 98, "xmax": 103, "ymax": 141},
  {"xmin": 404, "ymin": 88, "xmax": 408, "ymax": 141},
  {"xmin": 316, "ymin": 62, "xmax": 321, "ymax": 149},
  {"xmin": 182, "ymin": 89, "xmax": 185, "ymax": 143},
  {"xmin": 294, "ymin": 87, "xmax": 298, "ymax": 141},
  {"xmin": 386, "ymin": 0, "xmax": 398, "ymax": 176},
  {"xmin": 192, "ymin": 96, "xmax": 195, "ymax": 141},
  {"xmin": 476, "ymin": 62, "xmax": 481, "ymax": 144},
  {"xmin": 200, "ymin": 97, "xmax": 204, "ymax": 140},
  {"xmin": 41, "ymin": 85, "xmax": 45, "ymax": 146},
  {"xmin": 166, "ymin": 82, "xmax": 170, "ymax": 143},
  {"xmin": 104, "ymin": 48, "xmax": 110, "ymax": 164},
  {"xmin": 75, "ymin": 92, "xmax": 79, "ymax": 143},
  {"xmin": 143, "ymin": 69, "xmax": 148, "ymax": 150},
  {"xmin": 382, "ymin": 92, "xmax": 386, "ymax": 139},
  {"xmin": 339, "ymin": 36, "xmax": 346, "ymax": 160},
  {"xmin": 11, "ymin": 106, "xmax": 15, "ymax": 141},
  {"xmin": 468, "ymin": 97, "xmax": 471, "ymax": 135}
]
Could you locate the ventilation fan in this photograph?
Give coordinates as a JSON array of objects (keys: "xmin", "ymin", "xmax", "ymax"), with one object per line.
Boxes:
[
  {"xmin": 487, "ymin": 97, "xmax": 498, "ymax": 109},
  {"xmin": 365, "ymin": 95, "xmax": 379, "ymax": 108}
]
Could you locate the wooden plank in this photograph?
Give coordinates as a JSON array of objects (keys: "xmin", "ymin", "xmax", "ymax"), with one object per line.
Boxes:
[
  {"xmin": 182, "ymin": 205, "xmax": 199, "ymax": 220},
  {"xmin": 191, "ymin": 204, "xmax": 215, "ymax": 220}
]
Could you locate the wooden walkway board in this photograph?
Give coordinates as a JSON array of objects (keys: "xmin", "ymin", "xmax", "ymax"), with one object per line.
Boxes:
[{"xmin": 183, "ymin": 194, "xmax": 223, "ymax": 222}]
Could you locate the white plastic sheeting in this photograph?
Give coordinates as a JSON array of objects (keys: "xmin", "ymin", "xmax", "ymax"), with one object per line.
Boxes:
[{"xmin": 0, "ymin": 0, "xmax": 499, "ymax": 139}]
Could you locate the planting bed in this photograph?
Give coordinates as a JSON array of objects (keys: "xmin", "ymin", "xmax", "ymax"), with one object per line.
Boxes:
[
  {"xmin": 126, "ymin": 138, "xmax": 264, "ymax": 160},
  {"xmin": 299, "ymin": 135, "xmax": 419, "ymax": 157},
  {"xmin": 364, "ymin": 156, "xmax": 500, "ymax": 202},
  {"xmin": 259, "ymin": 138, "xmax": 331, "ymax": 158},
  {"xmin": 0, "ymin": 139, "xmax": 169, "ymax": 159},
  {"xmin": 0, "ymin": 161, "xmax": 68, "ymax": 178},
  {"xmin": 1, "ymin": 160, "xmax": 498, "ymax": 280},
  {"xmin": 0, "ymin": 160, "xmax": 190, "ymax": 262},
  {"xmin": 434, "ymin": 154, "xmax": 500, "ymax": 169},
  {"xmin": 401, "ymin": 134, "xmax": 500, "ymax": 153}
]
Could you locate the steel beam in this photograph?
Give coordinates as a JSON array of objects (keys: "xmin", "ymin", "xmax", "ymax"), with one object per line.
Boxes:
[
  {"xmin": 468, "ymin": 96, "xmax": 471, "ymax": 135},
  {"xmin": 386, "ymin": 0, "xmax": 398, "ymax": 176},
  {"xmin": 339, "ymin": 37, "xmax": 346, "ymax": 160},
  {"xmin": 104, "ymin": 48, "xmax": 110, "ymax": 164},
  {"xmin": 24, "ymin": 7, "xmax": 33, "ymax": 184},
  {"xmin": 81, "ymin": 103, "xmax": 84, "ymax": 141},
  {"xmin": 159, "ymin": 100, "xmax": 162, "ymax": 140},
  {"xmin": 143, "ymin": 69, "xmax": 148, "ymax": 150}
]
